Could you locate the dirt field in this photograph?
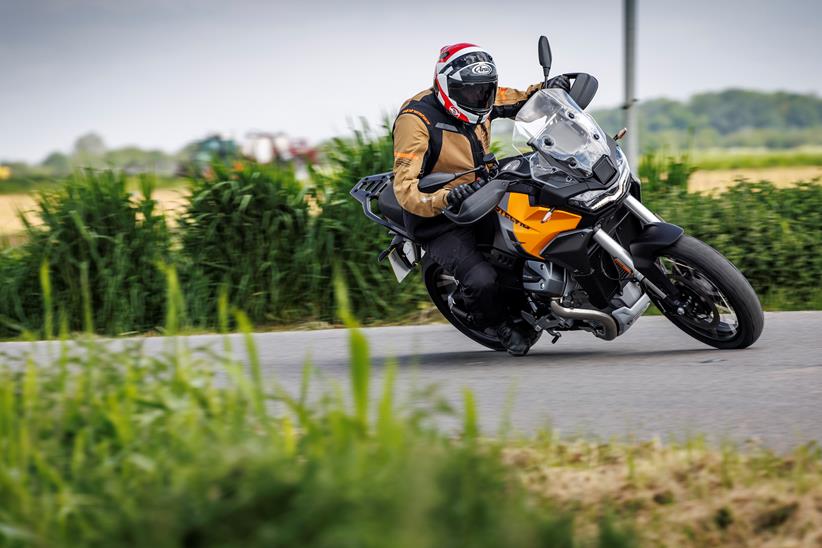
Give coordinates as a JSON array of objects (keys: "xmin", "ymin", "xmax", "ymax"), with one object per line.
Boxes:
[
  {"xmin": 0, "ymin": 187, "xmax": 188, "ymax": 238},
  {"xmin": 0, "ymin": 193, "xmax": 35, "ymax": 235},
  {"xmin": 689, "ymin": 165, "xmax": 822, "ymax": 193}
]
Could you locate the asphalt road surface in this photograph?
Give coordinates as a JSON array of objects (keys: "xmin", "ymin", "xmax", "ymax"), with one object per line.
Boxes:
[{"xmin": 2, "ymin": 312, "xmax": 820, "ymax": 450}]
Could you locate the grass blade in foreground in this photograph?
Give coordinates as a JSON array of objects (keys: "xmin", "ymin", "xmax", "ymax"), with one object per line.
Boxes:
[{"xmin": 0, "ymin": 327, "xmax": 622, "ymax": 547}]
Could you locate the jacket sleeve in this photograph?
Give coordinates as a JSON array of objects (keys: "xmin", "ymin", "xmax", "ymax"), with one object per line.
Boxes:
[
  {"xmin": 392, "ymin": 113, "xmax": 449, "ymax": 217},
  {"xmin": 491, "ymin": 83, "xmax": 543, "ymax": 120}
]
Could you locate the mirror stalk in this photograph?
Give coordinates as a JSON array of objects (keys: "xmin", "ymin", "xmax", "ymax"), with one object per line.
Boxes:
[{"xmin": 613, "ymin": 127, "xmax": 628, "ymax": 141}]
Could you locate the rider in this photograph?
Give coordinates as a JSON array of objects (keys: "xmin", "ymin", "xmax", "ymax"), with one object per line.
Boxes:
[{"xmin": 393, "ymin": 43, "xmax": 570, "ymax": 355}]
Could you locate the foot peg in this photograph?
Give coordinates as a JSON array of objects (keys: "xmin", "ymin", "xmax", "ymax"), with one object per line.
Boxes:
[{"xmin": 450, "ymin": 304, "xmax": 474, "ymax": 325}]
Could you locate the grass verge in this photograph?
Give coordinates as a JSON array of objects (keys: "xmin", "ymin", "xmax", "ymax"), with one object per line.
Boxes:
[{"xmin": 507, "ymin": 437, "xmax": 822, "ymax": 547}]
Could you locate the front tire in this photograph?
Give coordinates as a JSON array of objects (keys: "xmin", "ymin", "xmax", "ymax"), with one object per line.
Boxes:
[{"xmin": 651, "ymin": 236, "xmax": 764, "ymax": 349}]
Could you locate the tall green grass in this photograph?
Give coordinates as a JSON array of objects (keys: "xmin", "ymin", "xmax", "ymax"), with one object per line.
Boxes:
[
  {"xmin": 178, "ymin": 162, "xmax": 313, "ymax": 325},
  {"xmin": 0, "ymin": 275, "xmax": 633, "ymax": 547},
  {"xmin": 0, "ymin": 171, "xmax": 170, "ymax": 338},
  {"xmin": 2, "ymin": 132, "xmax": 822, "ymax": 339},
  {"xmin": 638, "ymin": 150, "xmax": 695, "ymax": 194},
  {"xmin": 176, "ymin": 127, "xmax": 429, "ymax": 328},
  {"xmin": 308, "ymin": 124, "xmax": 429, "ymax": 322}
]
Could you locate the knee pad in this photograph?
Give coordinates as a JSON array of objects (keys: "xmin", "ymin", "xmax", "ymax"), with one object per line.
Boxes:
[{"xmin": 460, "ymin": 262, "xmax": 498, "ymax": 297}]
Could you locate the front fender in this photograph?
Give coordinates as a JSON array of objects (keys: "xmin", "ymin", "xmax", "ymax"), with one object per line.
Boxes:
[{"xmin": 629, "ymin": 222, "xmax": 684, "ymax": 272}]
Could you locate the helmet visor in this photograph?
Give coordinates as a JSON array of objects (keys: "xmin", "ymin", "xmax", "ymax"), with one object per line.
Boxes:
[{"xmin": 448, "ymin": 80, "xmax": 497, "ymax": 112}]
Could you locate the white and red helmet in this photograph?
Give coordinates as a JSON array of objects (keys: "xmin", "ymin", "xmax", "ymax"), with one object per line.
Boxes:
[{"xmin": 434, "ymin": 43, "xmax": 498, "ymax": 125}]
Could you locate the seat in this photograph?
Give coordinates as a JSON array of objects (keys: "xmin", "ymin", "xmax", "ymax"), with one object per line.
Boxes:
[{"xmin": 377, "ymin": 181, "xmax": 405, "ymax": 227}]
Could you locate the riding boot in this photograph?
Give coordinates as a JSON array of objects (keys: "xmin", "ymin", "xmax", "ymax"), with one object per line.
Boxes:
[{"xmin": 496, "ymin": 321, "xmax": 532, "ymax": 356}]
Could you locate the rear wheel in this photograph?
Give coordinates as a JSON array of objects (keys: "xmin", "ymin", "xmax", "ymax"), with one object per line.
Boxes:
[
  {"xmin": 422, "ymin": 259, "xmax": 506, "ymax": 352},
  {"xmin": 651, "ymin": 236, "xmax": 764, "ymax": 349}
]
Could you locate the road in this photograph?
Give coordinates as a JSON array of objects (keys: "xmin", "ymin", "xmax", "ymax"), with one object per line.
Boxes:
[{"xmin": 2, "ymin": 312, "xmax": 820, "ymax": 450}]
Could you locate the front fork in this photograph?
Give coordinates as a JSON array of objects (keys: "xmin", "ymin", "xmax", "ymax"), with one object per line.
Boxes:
[{"xmin": 593, "ymin": 195, "xmax": 685, "ymax": 312}]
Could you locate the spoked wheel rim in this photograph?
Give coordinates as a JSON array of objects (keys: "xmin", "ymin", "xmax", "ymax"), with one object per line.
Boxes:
[
  {"xmin": 435, "ymin": 271, "xmax": 458, "ymax": 295},
  {"xmin": 657, "ymin": 256, "xmax": 739, "ymax": 342}
]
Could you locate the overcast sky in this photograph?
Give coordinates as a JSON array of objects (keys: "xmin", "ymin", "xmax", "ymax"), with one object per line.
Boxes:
[{"xmin": 1, "ymin": 0, "xmax": 821, "ymax": 162}]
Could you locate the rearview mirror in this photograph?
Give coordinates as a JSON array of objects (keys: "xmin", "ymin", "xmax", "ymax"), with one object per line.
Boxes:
[
  {"xmin": 538, "ymin": 35, "xmax": 552, "ymax": 81},
  {"xmin": 418, "ymin": 172, "xmax": 457, "ymax": 193}
]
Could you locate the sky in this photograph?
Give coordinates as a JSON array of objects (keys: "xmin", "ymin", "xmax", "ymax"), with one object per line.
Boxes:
[{"xmin": 1, "ymin": 0, "xmax": 821, "ymax": 163}]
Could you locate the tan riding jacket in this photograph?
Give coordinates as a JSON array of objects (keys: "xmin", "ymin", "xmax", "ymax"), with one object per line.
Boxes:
[{"xmin": 392, "ymin": 85, "xmax": 541, "ymax": 217}]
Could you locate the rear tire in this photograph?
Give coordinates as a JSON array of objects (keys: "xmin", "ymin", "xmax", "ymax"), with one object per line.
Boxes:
[
  {"xmin": 422, "ymin": 258, "xmax": 506, "ymax": 352},
  {"xmin": 652, "ymin": 236, "xmax": 764, "ymax": 349}
]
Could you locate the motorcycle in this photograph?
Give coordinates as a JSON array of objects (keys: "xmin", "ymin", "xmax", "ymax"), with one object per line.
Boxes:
[{"xmin": 351, "ymin": 35, "xmax": 764, "ymax": 353}]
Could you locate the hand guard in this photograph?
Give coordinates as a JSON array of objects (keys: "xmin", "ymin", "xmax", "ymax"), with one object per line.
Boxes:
[
  {"xmin": 545, "ymin": 74, "xmax": 571, "ymax": 92},
  {"xmin": 446, "ymin": 181, "xmax": 483, "ymax": 209}
]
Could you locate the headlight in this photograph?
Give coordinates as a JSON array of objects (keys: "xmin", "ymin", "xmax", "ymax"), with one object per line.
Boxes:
[{"xmin": 568, "ymin": 158, "xmax": 631, "ymax": 211}]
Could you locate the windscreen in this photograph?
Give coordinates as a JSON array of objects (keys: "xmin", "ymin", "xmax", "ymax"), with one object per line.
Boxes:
[{"xmin": 512, "ymin": 88, "xmax": 610, "ymax": 185}]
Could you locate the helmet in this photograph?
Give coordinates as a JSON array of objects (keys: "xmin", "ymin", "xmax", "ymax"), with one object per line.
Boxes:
[{"xmin": 434, "ymin": 43, "xmax": 498, "ymax": 125}]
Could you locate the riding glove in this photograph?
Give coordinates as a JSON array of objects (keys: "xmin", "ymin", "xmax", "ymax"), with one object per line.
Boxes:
[{"xmin": 446, "ymin": 181, "xmax": 483, "ymax": 208}]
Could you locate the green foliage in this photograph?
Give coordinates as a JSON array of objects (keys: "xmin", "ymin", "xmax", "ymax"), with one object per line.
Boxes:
[
  {"xmin": 176, "ymin": 124, "xmax": 429, "ymax": 328},
  {"xmin": 101, "ymin": 146, "xmax": 178, "ymax": 175},
  {"xmin": 592, "ymin": 89, "xmax": 822, "ymax": 151},
  {"xmin": 692, "ymin": 148, "xmax": 822, "ymax": 170},
  {"xmin": 0, "ymin": 246, "xmax": 40, "ymax": 336},
  {"xmin": 639, "ymin": 150, "xmax": 695, "ymax": 194},
  {"xmin": 2, "ymin": 128, "xmax": 822, "ymax": 340},
  {"xmin": 309, "ymin": 123, "xmax": 429, "ymax": 322},
  {"xmin": 67, "ymin": 132, "xmax": 179, "ymax": 175},
  {"xmin": 40, "ymin": 152, "xmax": 71, "ymax": 177},
  {"xmin": 178, "ymin": 162, "xmax": 312, "ymax": 325},
  {"xmin": 0, "ymin": 170, "xmax": 171, "ymax": 337},
  {"xmin": 0, "ymin": 173, "xmax": 183, "ymax": 196},
  {"xmin": 642, "ymin": 159, "xmax": 822, "ymax": 307},
  {"xmin": 0, "ymin": 133, "xmax": 179, "ymax": 191},
  {"xmin": 0, "ymin": 293, "xmax": 629, "ymax": 547}
]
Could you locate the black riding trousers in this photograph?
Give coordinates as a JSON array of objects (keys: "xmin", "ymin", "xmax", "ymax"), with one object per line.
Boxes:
[{"xmin": 423, "ymin": 223, "xmax": 503, "ymax": 327}]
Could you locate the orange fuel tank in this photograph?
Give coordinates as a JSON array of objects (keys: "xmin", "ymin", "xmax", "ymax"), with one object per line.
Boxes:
[{"xmin": 496, "ymin": 192, "xmax": 581, "ymax": 258}]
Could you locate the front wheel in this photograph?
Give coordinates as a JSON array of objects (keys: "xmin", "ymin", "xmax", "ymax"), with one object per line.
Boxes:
[{"xmin": 651, "ymin": 236, "xmax": 764, "ymax": 349}]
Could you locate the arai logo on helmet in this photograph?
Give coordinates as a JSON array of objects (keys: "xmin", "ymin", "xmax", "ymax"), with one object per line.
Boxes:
[{"xmin": 472, "ymin": 63, "xmax": 494, "ymax": 75}]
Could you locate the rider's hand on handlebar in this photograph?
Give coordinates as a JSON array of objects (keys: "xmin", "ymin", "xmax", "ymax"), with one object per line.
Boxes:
[
  {"xmin": 545, "ymin": 74, "xmax": 571, "ymax": 92},
  {"xmin": 446, "ymin": 181, "xmax": 482, "ymax": 209}
]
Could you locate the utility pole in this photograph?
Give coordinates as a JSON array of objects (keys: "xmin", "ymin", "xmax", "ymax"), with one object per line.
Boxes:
[{"xmin": 623, "ymin": 0, "xmax": 639, "ymax": 162}]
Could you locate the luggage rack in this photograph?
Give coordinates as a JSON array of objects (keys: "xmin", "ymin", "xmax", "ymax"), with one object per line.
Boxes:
[{"xmin": 349, "ymin": 171, "xmax": 411, "ymax": 239}]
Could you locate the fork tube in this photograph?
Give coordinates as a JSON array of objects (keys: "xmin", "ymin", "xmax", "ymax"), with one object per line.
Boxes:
[
  {"xmin": 624, "ymin": 195, "xmax": 661, "ymax": 224},
  {"xmin": 593, "ymin": 228, "xmax": 667, "ymax": 299}
]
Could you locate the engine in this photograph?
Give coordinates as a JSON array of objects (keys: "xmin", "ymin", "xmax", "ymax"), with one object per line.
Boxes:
[
  {"xmin": 521, "ymin": 259, "xmax": 650, "ymax": 339},
  {"xmin": 522, "ymin": 260, "xmax": 569, "ymax": 297}
]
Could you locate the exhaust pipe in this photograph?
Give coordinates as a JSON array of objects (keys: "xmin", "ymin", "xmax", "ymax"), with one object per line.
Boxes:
[{"xmin": 550, "ymin": 300, "xmax": 619, "ymax": 341}]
